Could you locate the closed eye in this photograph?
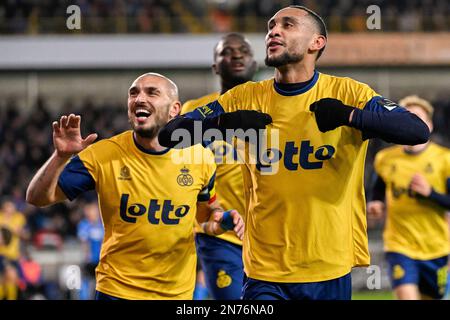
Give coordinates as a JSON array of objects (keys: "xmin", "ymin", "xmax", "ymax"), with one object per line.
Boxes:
[
  {"xmin": 146, "ymin": 87, "xmax": 160, "ymax": 96},
  {"xmin": 129, "ymin": 88, "xmax": 138, "ymax": 96}
]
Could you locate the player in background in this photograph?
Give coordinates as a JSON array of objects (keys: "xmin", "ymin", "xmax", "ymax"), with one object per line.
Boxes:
[
  {"xmin": 183, "ymin": 33, "xmax": 257, "ymax": 300},
  {"xmin": 0, "ymin": 223, "xmax": 13, "ymax": 299},
  {"xmin": 77, "ymin": 200, "xmax": 103, "ymax": 300},
  {"xmin": 26, "ymin": 73, "xmax": 244, "ymax": 300},
  {"xmin": 0, "ymin": 198, "xmax": 27, "ymax": 300},
  {"xmin": 368, "ymin": 95, "xmax": 450, "ymax": 300},
  {"xmin": 158, "ymin": 6, "xmax": 430, "ymax": 300}
]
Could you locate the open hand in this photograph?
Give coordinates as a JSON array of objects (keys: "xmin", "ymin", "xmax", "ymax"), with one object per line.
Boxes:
[
  {"xmin": 53, "ymin": 114, "xmax": 98, "ymax": 158},
  {"xmin": 367, "ymin": 200, "xmax": 385, "ymax": 220},
  {"xmin": 409, "ymin": 173, "xmax": 432, "ymax": 197}
]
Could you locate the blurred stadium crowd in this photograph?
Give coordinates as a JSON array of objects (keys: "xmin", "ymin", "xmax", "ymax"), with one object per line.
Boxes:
[{"xmin": 0, "ymin": 0, "xmax": 449, "ymax": 34}]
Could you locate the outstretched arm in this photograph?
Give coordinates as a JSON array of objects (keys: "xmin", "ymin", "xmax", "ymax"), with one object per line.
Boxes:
[
  {"xmin": 26, "ymin": 114, "xmax": 97, "ymax": 207},
  {"xmin": 310, "ymin": 97, "xmax": 430, "ymax": 145},
  {"xmin": 158, "ymin": 101, "xmax": 271, "ymax": 148},
  {"xmin": 26, "ymin": 152, "xmax": 70, "ymax": 207}
]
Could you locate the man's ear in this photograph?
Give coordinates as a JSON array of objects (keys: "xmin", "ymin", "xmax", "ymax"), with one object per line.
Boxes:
[
  {"xmin": 310, "ymin": 35, "xmax": 326, "ymax": 54},
  {"xmin": 169, "ymin": 101, "xmax": 181, "ymax": 119}
]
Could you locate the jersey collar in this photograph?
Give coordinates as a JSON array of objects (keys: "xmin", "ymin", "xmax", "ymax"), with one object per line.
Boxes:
[
  {"xmin": 132, "ymin": 132, "xmax": 171, "ymax": 155},
  {"xmin": 273, "ymin": 70, "xmax": 319, "ymax": 96}
]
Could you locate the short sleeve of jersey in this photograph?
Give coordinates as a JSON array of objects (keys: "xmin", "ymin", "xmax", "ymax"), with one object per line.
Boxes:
[
  {"xmin": 334, "ymin": 78, "xmax": 379, "ymax": 110},
  {"xmin": 341, "ymin": 79, "xmax": 408, "ymax": 114},
  {"xmin": 182, "ymin": 100, "xmax": 198, "ymax": 114},
  {"xmin": 197, "ymin": 172, "xmax": 216, "ymax": 203},
  {"xmin": 197, "ymin": 149, "xmax": 217, "ymax": 203},
  {"xmin": 58, "ymin": 146, "xmax": 99, "ymax": 201},
  {"xmin": 182, "ymin": 92, "xmax": 220, "ymax": 114},
  {"xmin": 355, "ymin": 83, "xmax": 378, "ymax": 110}
]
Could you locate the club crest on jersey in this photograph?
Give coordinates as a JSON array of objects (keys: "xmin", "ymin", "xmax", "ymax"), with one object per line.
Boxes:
[
  {"xmin": 118, "ymin": 165, "xmax": 131, "ymax": 180},
  {"xmin": 216, "ymin": 270, "xmax": 232, "ymax": 288},
  {"xmin": 424, "ymin": 163, "xmax": 433, "ymax": 174},
  {"xmin": 377, "ymin": 98, "xmax": 398, "ymax": 111},
  {"xmin": 437, "ymin": 266, "xmax": 448, "ymax": 294},
  {"xmin": 393, "ymin": 265, "xmax": 405, "ymax": 280},
  {"xmin": 177, "ymin": 167, "xmax": 193, "ymax": 186}
]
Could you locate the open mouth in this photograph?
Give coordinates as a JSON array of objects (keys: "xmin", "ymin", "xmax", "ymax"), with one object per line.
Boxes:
[
  {"xmin": 267, "ymin": 40, "xmax": 283, "ymax": 51},
  {"xmin": 231, "ymin": 62, "xmax": 245, "ymax": 71},
  {"xmin": 135, "ymin": 109, "xmax": 151, "ymax": 121}
]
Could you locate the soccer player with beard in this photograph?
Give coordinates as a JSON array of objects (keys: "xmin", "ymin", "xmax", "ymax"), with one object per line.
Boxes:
[
  {"xmin": 26, "ymin": 73, "xmax": 244, "ymax": 300},
  {"xmin": 159, "ymin": 6, "xmax": 430, "ymax": 300},
  {"xmin": 182, "ymin": 33, "xmax": 257, "ymax": 300}
]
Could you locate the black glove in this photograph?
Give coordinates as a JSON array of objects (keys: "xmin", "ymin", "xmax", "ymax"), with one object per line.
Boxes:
[
  {"xmin": 158, "ymin": 116, "xmax": 195, "ymax": 148},
  {"xmin": 218, "ymin": 110, "xmax": 272, "ymax": 132},
  {"xmin": 309, "ymin": 98, "xmax": 355, "ymax": 132}
]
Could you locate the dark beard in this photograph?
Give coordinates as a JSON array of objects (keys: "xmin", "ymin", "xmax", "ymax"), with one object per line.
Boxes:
[
  {"xmin": 265, "ymin": 51, "xmax": 303, "ymax": 67},
  {"xmin": 134, "ymin": 127, "xmax": 159, "ymax": 139},
  {"xmin": 130, "ymin": 120, "xmax": 164, "ymax": 139}
]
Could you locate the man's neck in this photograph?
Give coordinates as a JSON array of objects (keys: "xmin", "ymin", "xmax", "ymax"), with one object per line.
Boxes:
[
  {"xmin": 274, "ymin": 62, "xmax": 315, "ymax": 84},
  {"xmin": 221, "ymin": 80, "xmax": 245, "ymax": 94},
  {"xmin": 133, "ymin": 132, "xmax": 167, "ymax": 152}
]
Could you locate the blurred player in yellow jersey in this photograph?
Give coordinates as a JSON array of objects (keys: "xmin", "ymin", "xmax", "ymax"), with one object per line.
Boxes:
[
  {"xmin": 159, "ymin": 6, "xmax": 430, "ymax": 300},
  {"xmin": 368, "ymin": 95, "xmax": 450, "ymax": 300},
  {"xmin": 26, "ymin": 73, "xmax": 244, "ymax": 300},
  {"xmin": 183, "ymin": 33, "xmax": 257, "ymax": 300},
  {"xmin": 0, "ymin": 198, "xmax": 27, "ymax": 300}
]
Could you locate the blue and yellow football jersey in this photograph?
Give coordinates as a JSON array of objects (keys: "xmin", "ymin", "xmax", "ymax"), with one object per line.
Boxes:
[
  {"xmin": 58, "ymin": 130, "xmax": 216, "ymax": 299},
  {"xmin": 0, "ymin": 211, "xmax": 26, "ymax": 261},
  {"xmin": 183, "ymin": 92, "xmax": 244, "ymax": 246},
  {"xmin": 374, "ymin": 143, "xmax": 450, "ymax": 260},
  {"xmin": 185, "ymin": 71, "xmax": 397, "ymax": 283}
]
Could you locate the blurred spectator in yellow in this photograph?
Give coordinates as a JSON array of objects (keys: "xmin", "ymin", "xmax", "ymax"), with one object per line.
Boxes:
[{"xmin": 0, "ymin": 197, "xmax": 28, "ymax": 299}]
